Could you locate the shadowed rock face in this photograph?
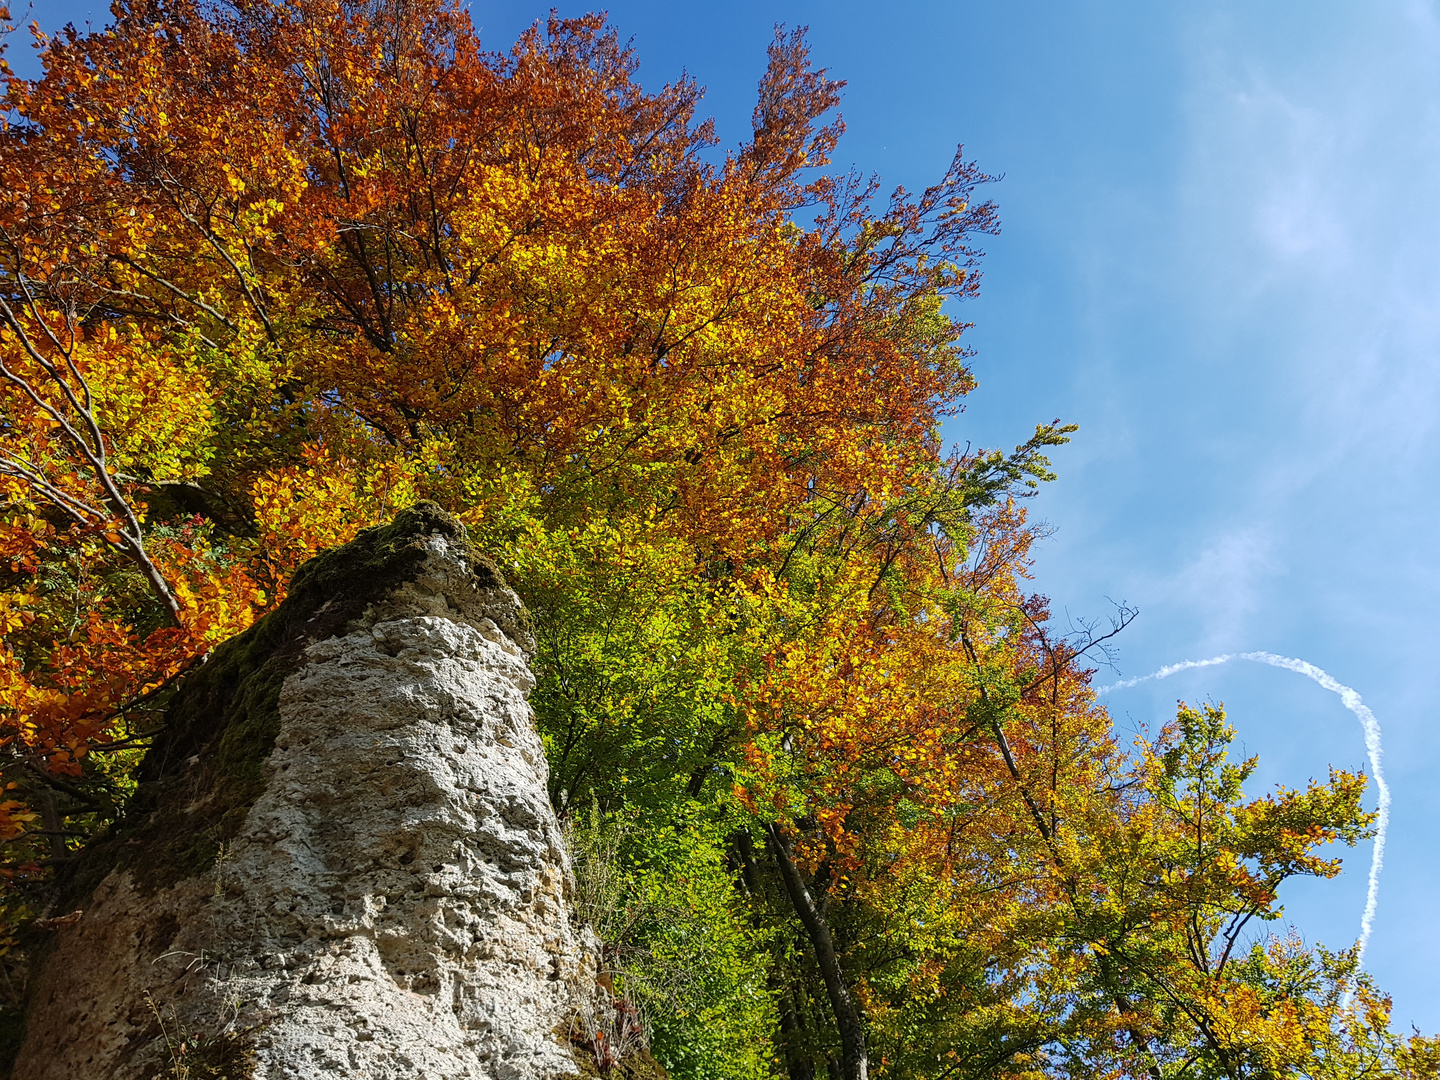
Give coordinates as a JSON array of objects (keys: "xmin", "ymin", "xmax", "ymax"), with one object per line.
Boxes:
[{"xmin": 13, "ymin": 505, "xmax": 596, "ymax": 1080}]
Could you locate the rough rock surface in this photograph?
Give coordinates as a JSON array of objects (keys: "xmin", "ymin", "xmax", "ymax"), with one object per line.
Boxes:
[{"xmin": 12, "ymin": 506, "xmax": 597, "ymax": 1079}]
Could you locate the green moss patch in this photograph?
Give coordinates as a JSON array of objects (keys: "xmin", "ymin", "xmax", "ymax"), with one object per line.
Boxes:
[{"xmin": 139, "ymin": 1025, "xmax": 259, "ymax": 1080}]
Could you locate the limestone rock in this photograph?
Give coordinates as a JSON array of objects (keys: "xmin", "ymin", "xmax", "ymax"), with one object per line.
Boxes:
[{"xmin": 12, "ymin": 505, "xmax": 596, "ymax": 1079}]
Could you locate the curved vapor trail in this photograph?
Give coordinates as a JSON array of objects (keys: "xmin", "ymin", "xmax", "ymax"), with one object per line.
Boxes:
[{"xmin": 1097, "ymin": 653, "xmax": 1389, "ymax": 969}]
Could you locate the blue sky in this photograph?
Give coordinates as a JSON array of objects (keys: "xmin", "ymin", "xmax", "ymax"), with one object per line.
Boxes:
[{"xmin": 16, "ymin": 0, "xmax": 1440, "ymax": 1031}]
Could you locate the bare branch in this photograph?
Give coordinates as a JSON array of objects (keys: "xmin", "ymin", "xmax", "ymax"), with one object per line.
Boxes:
[{"xmin": 0, "ymin": 267, "xmax": 184, "ymax": 623}]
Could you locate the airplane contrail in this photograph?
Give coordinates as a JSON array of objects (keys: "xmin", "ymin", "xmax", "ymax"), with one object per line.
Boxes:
[{"xmin": 1097, "ymin": 652, "xmax": 1389, "ymax": 973}]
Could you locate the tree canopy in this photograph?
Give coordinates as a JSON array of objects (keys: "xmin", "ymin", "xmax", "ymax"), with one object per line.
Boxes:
[{"xmin": 0, "ymin": 2, "xmax": 1432, "ymax": 1076}]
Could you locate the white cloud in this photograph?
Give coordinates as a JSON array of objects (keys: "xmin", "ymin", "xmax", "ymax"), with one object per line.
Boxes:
[{"xmin": 1160, "ymin": 525, "xmax": 1276, "ymax": 647}]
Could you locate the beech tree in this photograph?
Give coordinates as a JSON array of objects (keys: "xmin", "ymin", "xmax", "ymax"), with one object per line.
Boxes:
[{"xmin": 0, "ymin": 2, "xmax": 1430, "ymax": 1076}]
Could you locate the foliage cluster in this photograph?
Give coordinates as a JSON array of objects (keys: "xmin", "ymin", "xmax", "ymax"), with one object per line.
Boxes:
[{"xmin": 0, "ymin": 1, "xmax": 1432, "ymax": 1076}]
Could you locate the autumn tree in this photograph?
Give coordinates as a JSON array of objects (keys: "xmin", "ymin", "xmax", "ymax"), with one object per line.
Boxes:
[{"xmin": 0, "ymin": 2, "xmax": 1426, "ymax": 1077}]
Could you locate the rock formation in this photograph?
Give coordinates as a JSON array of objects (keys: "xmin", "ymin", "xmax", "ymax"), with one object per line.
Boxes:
[{"xmin": 11, "ymin": 504, "xmax": 600, "ymax": 1079}]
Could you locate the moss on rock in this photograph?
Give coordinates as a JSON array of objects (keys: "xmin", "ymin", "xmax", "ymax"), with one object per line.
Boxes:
[{"xmin": 52, "ymin": 502, "xmax": 514, "ymax": 906}]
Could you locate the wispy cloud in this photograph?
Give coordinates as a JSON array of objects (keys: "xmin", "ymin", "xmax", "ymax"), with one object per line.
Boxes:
[
  {"xmin": 1178, "ymin": 5, "xmax": 1440, "ymax": 454},
  {"xmin": 1160, "ymin": 527, "xmax": 1276, "ymax": 648}
]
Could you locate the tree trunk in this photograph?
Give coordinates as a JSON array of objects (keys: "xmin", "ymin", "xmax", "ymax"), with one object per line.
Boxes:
[
  {"xmin": 766, "ymin": 824, "xmax": 868, "ymax": 1080},
  {"xmin": 734, "ymin": 830, "xmax": 818, "ymax": 1080}
]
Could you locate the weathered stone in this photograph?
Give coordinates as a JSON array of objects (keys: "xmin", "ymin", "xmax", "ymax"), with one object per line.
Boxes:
[{"xmin": 12, "ymin": 505, "xmax": 596, "ymax": 1079}]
